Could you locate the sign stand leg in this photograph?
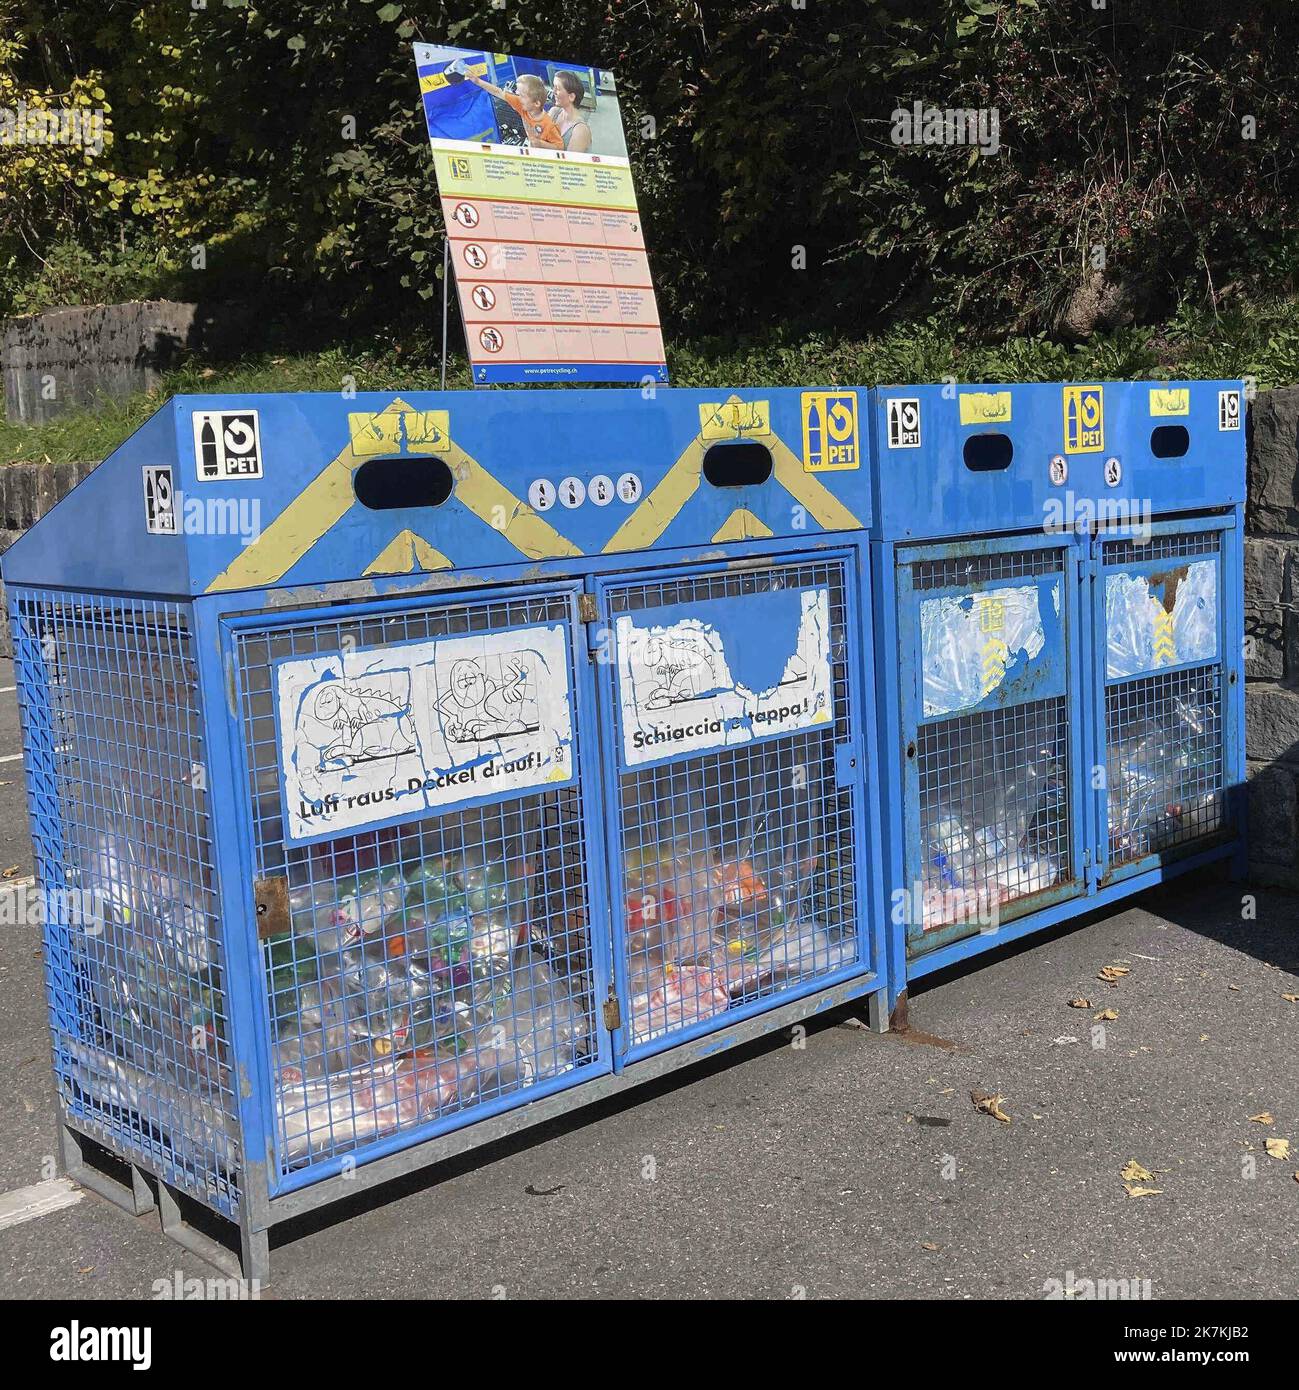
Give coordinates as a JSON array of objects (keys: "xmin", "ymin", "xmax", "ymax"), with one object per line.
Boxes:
[{"xmin": 440, "ymin": 237, "xmax": 450, "ymax": 393}]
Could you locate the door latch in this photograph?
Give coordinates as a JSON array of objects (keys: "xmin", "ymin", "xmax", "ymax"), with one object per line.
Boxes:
[{"xmin": 254, "ymin": 875, "xmax": 290, "ymax": 940}]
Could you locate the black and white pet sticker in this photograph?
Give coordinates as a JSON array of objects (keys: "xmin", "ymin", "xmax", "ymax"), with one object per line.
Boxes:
[
  {"xmin": 887, "ymin": 398, "xmax": 921, "ymax": 448},
  {"xmin": 143, "ymin": 465, "xmax": 177, "ymax": 534},
  {"xmin": 192, "ymin": 409, "xmax": 263, "ymax": 480}
]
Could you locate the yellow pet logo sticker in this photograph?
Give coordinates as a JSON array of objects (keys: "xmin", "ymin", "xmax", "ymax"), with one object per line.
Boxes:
[
  {"xmin": 1063, "ymin": 385, "xmax": 1104, "ymax": 453},
  {"xmin": 802, "ymin": 391, "xmax": 859, "ymax": 472}
]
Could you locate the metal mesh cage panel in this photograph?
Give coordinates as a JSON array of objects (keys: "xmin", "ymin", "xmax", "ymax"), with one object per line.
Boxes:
[
  {"xmin": 1101, "ymin": 532, "xmax": 1221, "ymax": 566},
  {"xmin": 911, "ymin": 549, "xmax": 1060, "ymax": 592},
  {"xmin": 233, "ymin": 592, "xmax": 599, "ymax": 1176},
  {"xmin": 10, "ymin": 590, "xmax": 240, "ymax": 1215},
  {"xmin": 915, "ymin": 697, "xmax": 1071, "ymax": 932},
  {"xmin": 607, "ymin": 559, "xmax": 859, "ymax": 1047},
  {"xmin": 1105, "ymin": 665, "xmax": 1225, "ymax": 866}
]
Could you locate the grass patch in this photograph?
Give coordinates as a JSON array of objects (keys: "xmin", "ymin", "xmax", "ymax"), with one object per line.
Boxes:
[{"xmin": 3, "ymin": 299, "xmax": 1296, "ymax": 465}]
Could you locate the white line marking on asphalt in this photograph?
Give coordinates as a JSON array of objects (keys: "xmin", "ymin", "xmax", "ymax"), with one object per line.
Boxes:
[
  {"xmin": 0, "ymin": 1178, "xmax": 83, "ymax": 1232},
  {"xmin": 0, "ymin": 875, "xmax": 35, "ymax": 895},
  {"xmin": 0, "ymin": 752, "xmax": 24, "ymax": 764},
  {"xmin": 0, "ymin": 685, "xmax": 14, "ymax": 692}
]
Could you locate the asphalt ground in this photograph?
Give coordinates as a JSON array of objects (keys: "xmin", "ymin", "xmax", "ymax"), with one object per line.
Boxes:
[{"xmin": 0, "ymin": 655, "xmax": 1295, "ymax": 1300}]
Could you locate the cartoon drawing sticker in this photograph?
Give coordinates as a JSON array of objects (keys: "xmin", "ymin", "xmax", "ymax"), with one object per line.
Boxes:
[
  {"xmin": 641, "ymin": 630, "xmax": 720, "ymax": 709},
  {"xmin": 303, "ymin": 681, "xmax": 417, "ymax": 768},
  {"xmin": 289, "ymin": 671, "xmax": 420, "ymax": 811},
  {"xmin": 275, "ymin": 622, "xmax": 574, "ymax": 842},
  {"xmin": 435, "ymin": 655, "xmax": 540, "ymax": 741}
]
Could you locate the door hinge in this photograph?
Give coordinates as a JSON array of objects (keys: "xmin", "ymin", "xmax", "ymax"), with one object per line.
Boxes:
[
  {"xmin": 579, "ymin": 592, "xmax": 605, "ymax": 662},
  {"xmin": 602, "ymin": 986, "xmax": 622, "ymax": 1031}
]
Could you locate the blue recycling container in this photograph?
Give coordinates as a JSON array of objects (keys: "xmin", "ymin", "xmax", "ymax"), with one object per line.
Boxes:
[
  {"xmin": 867, "ymin": 382, "xmax": 1247, "ymax": 1009},
  {"xmin": 3, "ymin": 385, "xmax": 888, "ymax": 1281}
]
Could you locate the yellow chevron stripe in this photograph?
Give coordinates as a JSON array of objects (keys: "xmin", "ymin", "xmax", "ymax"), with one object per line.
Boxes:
[
  {"xmin": 603, "ymin": 436, "xmax": 707, "ymax": 553},
  {"xmin": 1153, "ymin": 608, "xmax": 1177, "ymax": 664},
  {"xmin": 364, "ymin": 530, "xmax": 453, "ymax": 577},
  {"xmin": 980, "ymin": 637, "xmax": 1010, "ymax": 697},
  {"xmin": 605, "ymin": 395, "xmax": 862, "ymax": 553},
  {"xmin": 768, "ymin": 434, "xmax": 862, "ymax": 531},
  {"xmin": 205, "ymin": 398, "xmax": 417, "ymax": 593},
  {"xmin": 712, "ymin": 507, "xmax": 773, "ymax": 543},
  {"xmin": 205, "ymin": 396, "xmax": 578, "ymax": 592},
  {"xmin": 445, "ymin": 436, "xmax": 582, "ymax": 560}
]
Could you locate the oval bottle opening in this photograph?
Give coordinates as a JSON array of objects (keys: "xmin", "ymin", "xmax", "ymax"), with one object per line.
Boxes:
[
  {"xmin": 702, "ymin": 441, "xmax": 774, "ymax": 488},
  {"xmin": 353, "ymin": 457, "xmax": 455, "ymax": 510}
]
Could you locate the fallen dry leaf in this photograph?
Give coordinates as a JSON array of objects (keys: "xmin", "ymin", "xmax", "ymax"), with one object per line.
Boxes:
[
  {"xmin": 1248, "ymin": 1112, "xmax": 1275, "ymax": 1126},
  {"xmin": 1265, "ymin": 1137, "xmax": 1291, "ymax": 1160},
  {"xmin": 1227, "ymin": 984, "xmax": 1241, "ymax": 992},
  {"xmin": 1199, "ymin": 1034, "xmax": 1210, "ymax": 1042},
  {"xmin": 1068, "ymin": 997, "xmax": 1092, "ymax": 1009},
  {"xmin": 920, "ymin": 1241, "xmax": 939, "ymax": 1251},
  {"xmin": 971, "ymin": 1090, "xmax": 1011, "ymax": 1123},
  {"xmin": 1121, "ymin": 1159, "xmax": 1155, "ymax": 1182},
  {"xmin": 1098, "ymin": 966, "xmax": 1130, "ymax": 983},
  {"xmin": 1, "ymin": 866, "xmax": 18, "ymax": 879},
  {"xmin": 1282, "ymin": 994, "xmax": 1298, "ymax": 1004},
  {"xmin": 1094, "ymin": 1009, "xmax": 1119, "ymax": 1021},
  {"xmin": 1124, "ymin": 1184, "xmax": 1163, "ymax": 1198}
]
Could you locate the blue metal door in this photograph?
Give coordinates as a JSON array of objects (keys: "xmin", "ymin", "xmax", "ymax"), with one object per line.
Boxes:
[
  {"xmin": 594, "ymin": 551, "xmax": 872, "ymax": 1064},
  {"xmin": 222, "ymin": 583, "xmax": 613, "ymax": 1194},
  {"xmin": 1094, "ymin": 517, "xmax": 1239, "ymax": 885},
  {"xmin": 895, "ymin": 534, "xmax": 1088, "ymax": 957}
]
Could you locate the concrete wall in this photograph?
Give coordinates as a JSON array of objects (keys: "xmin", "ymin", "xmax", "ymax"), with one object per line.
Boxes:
[
  {"xmin": 1244, "ymin": 385, "xmax": 1299, "ymax": 889},
  {"xmin": 1, "ymin": 299, "xmax": 256, "ymax": 424},
  {"xmin": 0, "ymin": 459, "xmax": 95, "ymax": 654},
  {"xmin": 1, "ymin": 301, "xmax": 199, "ymax": 424}
]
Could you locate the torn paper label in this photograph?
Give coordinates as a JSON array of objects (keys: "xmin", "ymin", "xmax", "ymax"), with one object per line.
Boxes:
[
  {"xmin": 1106, "ymin": 558, "xmax": 1218, "ymax": 679},
  {"xmin": 921, "ymin": 581, "xmax": 1055, "ymax": 717},
  {"xmin": 615, "ymin": 586, "xmax": 833, "ymax": 767},
  {"xmin": 276, "ymin": 623, "xmax": 573, "ymax": 842}
]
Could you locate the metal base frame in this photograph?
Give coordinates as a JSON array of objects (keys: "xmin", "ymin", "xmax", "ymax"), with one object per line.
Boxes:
[{"xmin": 62, "ymin": 972, "xmax": 888, "ymax": 1286}]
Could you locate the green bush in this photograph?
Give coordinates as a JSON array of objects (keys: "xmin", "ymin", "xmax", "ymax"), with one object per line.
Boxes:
[{"xmin": 3, "ymin": 2, "xmax": 1298, "ymax": 344}]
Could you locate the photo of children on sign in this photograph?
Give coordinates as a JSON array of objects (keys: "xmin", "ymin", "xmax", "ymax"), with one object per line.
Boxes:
[{"xmin": 414, "ymin": 44, "xmax": 629, "ymax": 159}]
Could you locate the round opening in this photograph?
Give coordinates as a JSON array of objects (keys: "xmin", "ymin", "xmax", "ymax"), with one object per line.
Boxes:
[{"xmin": 1150, "ymin": 425, "xmax": 1190, "ymax": 459}]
